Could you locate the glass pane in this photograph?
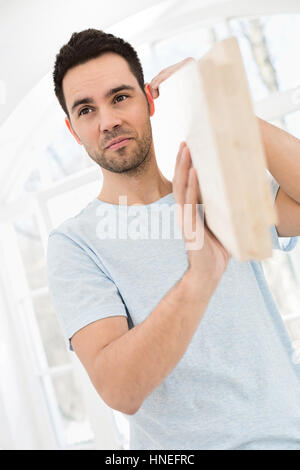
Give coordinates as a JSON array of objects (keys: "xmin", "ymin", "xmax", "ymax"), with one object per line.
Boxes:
[
  {"xmin": 44, "ymin": 121, "xmax": 94, "ymax": 184},
  {"xmin": 154, "ymin": 26, "xmax": 214, "ymax": 70},
  {"xmin": 32, "ymin": 292, "xmax": 70, "ymax": 367},
  {"xmin": 285, "ymin": 110, "xmax": 300, "ymax": 140},
  {"xmin": 47, "ymin": 179, "xmax": 101, "ymax": 228},
  {"xmin": 14, "ymin": 213, "xmax": 47, "ymax": 290},
  {"xmin": 230, "ymin": 15, "xmax": 300, "ymax": 100},
  {"xmin": 52, "ymin": 372, "xmax": 95, "ymax": 447},
  {"xmin": 262, "ymin": 15, "xmax": 300, "ymax": 92},
  {"xmin": 112, "ymin": 410, "xmax": 130, "ymax": 450}
]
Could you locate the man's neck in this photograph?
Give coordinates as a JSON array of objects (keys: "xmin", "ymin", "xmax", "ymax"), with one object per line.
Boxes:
[
  {"xmin": 97, "ymin": 177, "xmax": 173, "ymax": 206},
  {"xmin": 97, "ymin": 149, "xmax": 173, "ymax": 205}
]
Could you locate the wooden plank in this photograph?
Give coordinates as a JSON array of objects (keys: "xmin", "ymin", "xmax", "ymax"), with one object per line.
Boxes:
[{"xmin": 155, "ymin": 36, "xmax": 277, "ymax": 261}]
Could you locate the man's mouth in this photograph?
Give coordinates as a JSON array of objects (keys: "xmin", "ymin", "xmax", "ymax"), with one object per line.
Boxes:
[{"xmin": 105, "ymin": 137, "xmax": 133, "ymax": 150}]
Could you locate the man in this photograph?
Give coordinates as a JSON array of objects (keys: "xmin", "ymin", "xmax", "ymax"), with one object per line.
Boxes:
[{"xmin": 47, "ymin": 28, "xmax": 300, "ymax": 450}]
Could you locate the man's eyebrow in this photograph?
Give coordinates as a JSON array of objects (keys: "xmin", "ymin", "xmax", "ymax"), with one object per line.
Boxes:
[
  {"xmin": 70, "ymin": 84, "xmax": 136, "ymax": 115},
  {"xmin": 105, "ymin": 84, "xmax": 135, "ymax": 98},
  {"xmin": 71, "ymin": 97, "xmax": 95, "ymax": 114}
]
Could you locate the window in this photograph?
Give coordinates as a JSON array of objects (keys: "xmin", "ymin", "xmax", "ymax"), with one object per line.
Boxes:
[{"xmin": 2, "ymin": 10, "xmax": 300, "ymax": 449}]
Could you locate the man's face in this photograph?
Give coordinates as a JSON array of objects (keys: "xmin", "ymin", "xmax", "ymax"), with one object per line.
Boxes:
[{"xmin": 63, "ymin": 52, "xmax": 153, "ymax": 173}]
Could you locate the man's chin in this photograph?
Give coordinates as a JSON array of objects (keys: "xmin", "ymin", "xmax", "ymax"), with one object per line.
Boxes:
[{"xmin": 96, "ymin": 155, "xmax": 145, "ymax": 174}]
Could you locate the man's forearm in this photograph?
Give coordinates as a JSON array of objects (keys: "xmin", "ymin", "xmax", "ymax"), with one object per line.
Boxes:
[
  {"xmin": 93, "ymin": 269, "xmax": 218, "ymax": 415},
  {"xmin": 258, "ymin": 117, "xmax": 300, "ymax": 203}
]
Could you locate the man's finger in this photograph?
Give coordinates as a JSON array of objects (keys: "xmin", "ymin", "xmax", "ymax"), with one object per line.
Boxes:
[
  {"xmin": 173, "ymin": 146, "xmax": 192, "ymax": 208},
  {"xmin": 173, "ymin": 142, "xmax": 187, "ymax": 191},
  {"xmin": 149, "ymin": 84, "xmax": 159, "ymax": 99}
]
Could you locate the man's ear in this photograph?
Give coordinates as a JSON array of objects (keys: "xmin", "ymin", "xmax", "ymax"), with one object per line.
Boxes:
[
  {"xmin": 144, "ymin": 84, "xmax": 155, "ymax": 117},
  {"xmin": 65, "ymin": 117, "xmax": 82, "ymax": 145}
]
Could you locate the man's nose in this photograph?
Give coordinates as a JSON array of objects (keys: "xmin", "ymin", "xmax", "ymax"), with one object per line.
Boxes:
[{"xmin": 98, "ymin": 108, "xmax": 123, "ymax": 133}]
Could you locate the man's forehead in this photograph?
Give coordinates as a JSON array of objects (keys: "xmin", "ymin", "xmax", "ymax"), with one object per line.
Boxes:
[
  {"xmin": 63, "ymin": 53, "xmax": 135, "ymax": 91},
  {"xmin": 63, "ymin": 53, "xmax": 137, "ymax": 108}
]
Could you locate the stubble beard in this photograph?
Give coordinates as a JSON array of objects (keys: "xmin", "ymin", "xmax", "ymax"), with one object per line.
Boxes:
[{"xmin": 86, "ymin": 119, "xmax": 153, "ymax": 176}]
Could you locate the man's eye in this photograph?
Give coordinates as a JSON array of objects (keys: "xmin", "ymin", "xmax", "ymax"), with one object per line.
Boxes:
[
  {"xmin": 78, "ymin": 107, "xmax": 92, "ymax": 116},
  {"xmin": 114, "ymin": 94, "xmax": 128, "ymax": 103}
]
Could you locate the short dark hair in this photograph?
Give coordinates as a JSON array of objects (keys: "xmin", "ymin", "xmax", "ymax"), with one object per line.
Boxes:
[{"xmin": 53, "ymin": 28, "xmax": 145, "ymax": 117}]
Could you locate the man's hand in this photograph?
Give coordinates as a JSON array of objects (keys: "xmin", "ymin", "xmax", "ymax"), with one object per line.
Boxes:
[
  {"xmin": 173, "ymin": 142, "xmax": 231, "ymax": 282},
  {"xmin": 149, "ymin": 57, "xmax": 203, "ymax": 204},
  {"xmin": 148, "ymin": 57, "xmax": 195, "ymax": 99}
]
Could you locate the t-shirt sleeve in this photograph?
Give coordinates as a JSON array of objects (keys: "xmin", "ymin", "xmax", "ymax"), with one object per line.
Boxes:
[
  {"xmin": 268, "ymin": 172, "xmax": 299, "ymax": 252},
  {"xmin": 46, "ymin": 231, "xmax": 128, "ymax": 351}
]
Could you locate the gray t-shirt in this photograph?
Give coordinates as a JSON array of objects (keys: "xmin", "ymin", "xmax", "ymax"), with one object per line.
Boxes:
[{"xmin": 46, "ymin": 176, "xmax": 300, "ymax": 450}]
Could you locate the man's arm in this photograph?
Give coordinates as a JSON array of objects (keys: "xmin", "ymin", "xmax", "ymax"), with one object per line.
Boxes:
[
  {"xmin": 258, "ymin": 117, "xmax": 300, "ymax": 237},
  {"xmin": 258, "ymin": 117, "xmax": 300, "ymax": 204},
  {"xmin": 91, "ymin": 269, "xmax": 218, "ymax": 415},
  {"xmin": 73, "ymin": 143, "xmax": 230, "ymax": 415}
]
